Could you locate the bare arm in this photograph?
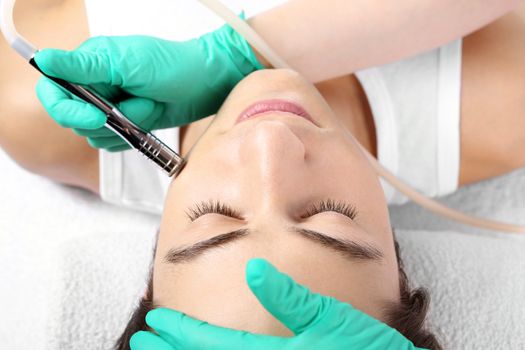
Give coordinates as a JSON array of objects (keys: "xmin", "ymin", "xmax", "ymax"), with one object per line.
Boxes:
[
  {"xmin": 248, "ymin": 0, "xmax": 520, "ymax": 82},
  {"xmin": 0, "ymin": 0, "xmax": 99, "ymax": 192}
]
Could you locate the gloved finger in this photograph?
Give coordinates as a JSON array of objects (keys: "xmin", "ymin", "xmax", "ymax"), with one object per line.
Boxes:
[
  {"xmin": 82, "ymin": 96, "xmax": 165, "ymax": 149},
  {"xmin": 246, "ymin": 258, "xmax": 333, "ymax": 335},
  {"xmin": 87, "ymin": 135, "xmax": 123, "ymax": 149},
  {"xmin": 106, "ymin": 144, "xmax": 131, "ymax": 153},
  {"xmin": 73, "ymin": 127, "xmax": 115, "ymax": 138},
  {"xmin": 34, "ymin": 47, "xmax": 115, "ymax": 86},
  {"xmin": 115, "ymin": 96, "xmax": 165, "ymax": 130},
  {"xmin": 74, "ymin": 97, "xmax": 164, "ymax": 137},
  {"xmin": 145, "ymin": 308, "xmax": 282, "ymax": 350},
  {"xmin": 36, "ymin": 77, "xmax": 106, "ymax": 129},
  {"xmin": 129, "ymin": 331, "xmax": 174, "ymax": 350}
]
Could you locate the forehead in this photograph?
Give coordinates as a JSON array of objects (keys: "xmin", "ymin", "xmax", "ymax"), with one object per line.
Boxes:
[{"xmin": 153, "ymin": 228, "xmax": 400, "ymax": 334}]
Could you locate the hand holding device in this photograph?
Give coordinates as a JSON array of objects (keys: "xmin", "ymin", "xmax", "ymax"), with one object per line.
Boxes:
[{"xmin": 34, "ymin": 22, "xmax": 263, "ymax": 151}]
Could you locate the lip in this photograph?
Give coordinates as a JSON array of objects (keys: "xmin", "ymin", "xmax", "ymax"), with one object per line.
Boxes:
[{"xmin": 236, "ymin": 99, "xmax": 316, "ymax": 125}]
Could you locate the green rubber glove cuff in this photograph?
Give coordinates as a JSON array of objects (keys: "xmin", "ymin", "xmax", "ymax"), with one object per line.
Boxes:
[
  {"xmin": 179, "ymin": 13, "xmax": 264, "ymax": 123},
  {"xmin": 144, "ymin": 12, "xmax": 264, "ymax": 127}
]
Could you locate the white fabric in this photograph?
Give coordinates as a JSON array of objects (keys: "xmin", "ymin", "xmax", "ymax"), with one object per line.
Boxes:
[
  {"xmin": 356, "ymin": 40, "xmax": 462, "ymax": 204},
  {"xmin": 0, "ymin": 149, "xmax": 160, "ymax": 349},
  {"xmin": 99, "ymin": 128, "xmax": 177, "ymax": 214},
  {"xmin": 2, "ymin": 146, "xmax": 525, "ymax": 349}
]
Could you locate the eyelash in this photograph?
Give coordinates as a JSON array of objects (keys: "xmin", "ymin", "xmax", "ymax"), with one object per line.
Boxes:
[
  {"xmin": 186, "ymin": 199, "xmax": 357, "ymax": 221},
  {"xmin": 186, "ymin": 200, "xmax": 243, "ymax": 221},
  {"xmin": 301, "ymin": 199, "xmax": 358, "ymax": 220}
]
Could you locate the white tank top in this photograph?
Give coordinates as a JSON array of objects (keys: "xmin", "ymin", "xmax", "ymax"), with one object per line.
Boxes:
[{"xmin": 356, "ymin": 40, "xmax": 462, "ymax": 204}]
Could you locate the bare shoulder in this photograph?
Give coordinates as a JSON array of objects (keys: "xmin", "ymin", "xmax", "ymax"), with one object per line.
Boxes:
[
  {"xmin": 1, "ymin": 0, "xmax": 88, "ymax": 110},
  {"xmin": 13, "ymin": 0, "xmax": 89, "ymax": 49},
  {"xmin": 0, "ymin": 0, "xmax": 95, "ymax": 191},
  {"xmin": 459, "ymin": 2, "xmax": 525, "ymax": 185}
]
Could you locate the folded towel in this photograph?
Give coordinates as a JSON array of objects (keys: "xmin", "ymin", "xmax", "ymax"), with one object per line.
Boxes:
[
  {"xmin": 396, "ymin": 229, "xmax": 525, "ymax": 349},
  {"xmin": 390, "ymin": 167, "xmax": 525, "ymax": 349}
]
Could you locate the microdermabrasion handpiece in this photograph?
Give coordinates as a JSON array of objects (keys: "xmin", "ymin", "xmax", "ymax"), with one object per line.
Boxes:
[{"xmin": 0, "ymin": 0, "xmax": 185, "ymax": 176}]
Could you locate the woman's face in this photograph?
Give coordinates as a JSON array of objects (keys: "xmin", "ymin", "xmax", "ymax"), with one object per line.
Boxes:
[{"xmin": 153, "ymin": 69, "xmax": 399, "ymax": 335}]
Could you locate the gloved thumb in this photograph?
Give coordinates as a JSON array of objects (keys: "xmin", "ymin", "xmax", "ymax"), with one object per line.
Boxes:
[
  {"xmin": 246, "ymin": 258, "xmax": 332, "ymax": 335},
  {"xmin": 34, "ymin": 48, "xmax": 113, "ymax": 85}
]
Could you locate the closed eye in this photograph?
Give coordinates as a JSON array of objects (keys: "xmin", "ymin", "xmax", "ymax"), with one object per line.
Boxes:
[
  {"xmin": 301, "ymin": 199, "xmax": 358, "ymax": 220},
  {"xmin": 186, "ymin": 200, "xmax": 243, "ymax": 222},
  {"xmin": 186, "ymin": 198, "xmax": 357, "ymax": 222}
]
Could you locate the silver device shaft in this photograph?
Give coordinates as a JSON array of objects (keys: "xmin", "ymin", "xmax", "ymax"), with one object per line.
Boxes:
[{"xmin": 28, "ymin": 57, "xmax": 186, "ymax": 177}]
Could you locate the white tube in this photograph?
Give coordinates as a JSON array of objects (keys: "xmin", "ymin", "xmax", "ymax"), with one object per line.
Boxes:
[
  {"xmin": 0, "ymin": 0, "xmax": 37, "ymax": 60},
  {"xmin": 198, "ymin": 0, "xmax": 525, "ymax": 234},
  {"xmin": 360, "ymin": 145, "xmax": 525, "ymax": 234}
]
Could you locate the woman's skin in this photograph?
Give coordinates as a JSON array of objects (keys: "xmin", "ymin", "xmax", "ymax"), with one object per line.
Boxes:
[
  {"xmin": 154, "ymin": 68, "xmax": 399, "ymax": 335},
  {"xmin": 248, "ymin": 0, "xmax": 520, "ymax": 82},
  {"xmin": 0, "ymin": 0, "xmax": 96, "ymax": 191}
]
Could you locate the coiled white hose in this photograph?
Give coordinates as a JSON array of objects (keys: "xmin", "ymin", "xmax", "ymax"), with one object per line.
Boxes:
[{"xmin": 197, "ymin": 0, "xmax": 525, "ymax": 234}]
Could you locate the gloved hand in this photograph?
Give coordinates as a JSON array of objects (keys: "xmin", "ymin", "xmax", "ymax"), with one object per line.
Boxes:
[
  {"xmin": 129, "ymin": 258, "xmax": 426, "ymax": 350},
  {"xmin": 34, "ymin": 20, "xmax": 263, "ymax": 152}
]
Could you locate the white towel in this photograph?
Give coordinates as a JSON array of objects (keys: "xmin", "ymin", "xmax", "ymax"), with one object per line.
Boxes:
[{"xmin": 0, "ymin": 149, "xmax": 160, "ymax": 349}]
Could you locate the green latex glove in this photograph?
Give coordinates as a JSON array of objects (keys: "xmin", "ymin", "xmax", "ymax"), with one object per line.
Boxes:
[
  {"xmin": 129, "ymin": 258, "xmax": 426, "ymax": 350},
  {"xmin": 34, "ymin": 20, "xmax": 263, "ymax": 152}
]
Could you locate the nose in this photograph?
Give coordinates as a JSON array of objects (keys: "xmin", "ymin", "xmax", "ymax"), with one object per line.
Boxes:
[{"xmin": 238, "ymin": 119, "xmax": 307, "ymax": 210}]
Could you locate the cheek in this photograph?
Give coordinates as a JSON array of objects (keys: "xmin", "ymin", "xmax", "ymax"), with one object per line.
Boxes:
[{"xmin": 320, "ymin": 141, "xmax": 391, "ymax": 233}]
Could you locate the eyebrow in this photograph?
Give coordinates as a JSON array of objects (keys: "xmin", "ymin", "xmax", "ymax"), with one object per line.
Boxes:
[{"xmin": 163, "ymin": 227, "xmax": 383, "ymax": 265}]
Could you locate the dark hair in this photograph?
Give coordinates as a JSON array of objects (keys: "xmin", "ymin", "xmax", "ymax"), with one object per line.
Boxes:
[
  {"xmin": 384, "ymin": 239, "xmax": 443, "ymax": 349},
  {"xmin": 114, "ymin": 238, "xmax": 442, "ymax": 350}
]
